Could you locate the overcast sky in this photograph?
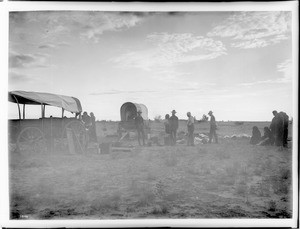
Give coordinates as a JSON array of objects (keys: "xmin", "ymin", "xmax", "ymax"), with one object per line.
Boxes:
[{"xmin": 8, "ymin": 11, "xmax": 293, "ymax": 121}]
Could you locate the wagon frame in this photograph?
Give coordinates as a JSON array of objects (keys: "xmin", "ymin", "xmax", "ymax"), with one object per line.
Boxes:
[{"xmin": 8, "ymin": 91, "xmax": 88, "ymax": 154}]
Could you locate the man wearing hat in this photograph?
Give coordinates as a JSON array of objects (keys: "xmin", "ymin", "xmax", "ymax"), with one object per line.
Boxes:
[
  {"xmin": 134, "ymin": 110, "xmax": 146, "ymax": 146},
  {"xmin": 269, "ymin": 110, "xmax": 278, "ymax": 145},
  {"xmin": 208, "ymin": 111, "xmax": 218, "ymax": 143},
  {"xmin": 169, "ymin": 110, "xmax": 179, "ymax": 145},
  {"xmin": 187, "ymin": 112, "xmax": 195, "ymax": 146}
]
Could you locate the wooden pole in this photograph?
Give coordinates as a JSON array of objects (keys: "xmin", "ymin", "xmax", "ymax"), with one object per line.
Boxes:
[
  {"xmin": 12, "ymin": 95, "xmax": 21, "ymax": 120},
  {"xmin": 41, "ymin": 104, "xmax": 43, "ymax": 118},
  {"xmin": 23, "ymin": 104, "xmax": 25, "ymax": 119},
  {"xmin": 43, "ymin": 105, "xmax": 46, "ymax": 118}
]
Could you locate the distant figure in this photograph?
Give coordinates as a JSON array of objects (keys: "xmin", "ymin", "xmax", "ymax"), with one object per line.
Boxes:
[
  {"xmin": 279, "ymin": 111, "xmax": 289, "ymax": 148},
  {"xmin": 208, "ymin": 111, "xmax": 218, "ymax": 143},
  {"xmin": 134, "ymin": 110, "xmax": 146, "ymax": 146},
  {"xmin": 250, "ymin": 126, "xmax": 261, "ymax": 145},
  {"xmin": 258, "ymin": 127, "xmax": 273, "ymax": 146},
  {"xmin": 82, "ymin": 111, "xmax": 91, "ymax": 130},
  {"xmin": 186, "ymin": 112, "xmax": 195, "ymax": 146},
  {"xmin": 269, "ymin": 110, "xmax": 277, "ymax": 145},
  {"xmin": 89, "ymin": 112, "xmax": 97, "ymax": 142},
  {"xmin": 270, "ymin": 110, "xmax": 284, "ymax": 149},
  {"xmin": 169, "ymin": 110, "xmax": 179, "ymax": 145}
]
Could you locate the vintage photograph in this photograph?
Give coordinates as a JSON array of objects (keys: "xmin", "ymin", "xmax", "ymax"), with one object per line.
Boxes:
[{"xmin": 5, "ymin": 4, "xmax": 298, "ymax": 226}]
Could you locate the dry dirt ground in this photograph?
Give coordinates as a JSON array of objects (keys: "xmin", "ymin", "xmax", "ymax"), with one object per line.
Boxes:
[{"xmin": 9, "ymin": 121, "xmax": 293, "ymax": 219}]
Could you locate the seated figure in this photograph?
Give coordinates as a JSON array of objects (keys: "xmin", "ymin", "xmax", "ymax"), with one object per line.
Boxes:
[
  {"xmin": 257, "ymin": 127, "xmax": 273, "ymax": 146},
  {"xmin": 250, "ymin": 126, "xmax": 261, "ymax": 145}
]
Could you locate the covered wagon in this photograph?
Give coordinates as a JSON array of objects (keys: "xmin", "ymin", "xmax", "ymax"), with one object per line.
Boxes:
[
  {"xmin": 8, "ymin": 90, "xmax": 88, "ymax": 153},
  {"xmin": 119, "ymin": 102, "xmax": 149, "ymax": 130}
]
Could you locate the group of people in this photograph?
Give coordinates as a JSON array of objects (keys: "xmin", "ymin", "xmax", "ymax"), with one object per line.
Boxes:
[
  {"xmin": 81, "ymin": 111, "xmax": 97, "ymax": 143},
  {"xmin": 132, "ymin": 108, "xmax": 290, "ymax": 149},
  {"xmin": 163, "ymin": 110, "xmax": 218, "ymax": 146},
  {"xmin": 250, "ymin": 110, "xmax": 289, "ymax": 149},
  {"xmin": 134, "ymin": 109, "xmax": 218, "ymax": 146}
]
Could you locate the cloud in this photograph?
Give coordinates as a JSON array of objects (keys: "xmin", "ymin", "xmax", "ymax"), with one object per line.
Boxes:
[
  {"xmin": 38, "ymin": 44, "xmax": 56, "ymax": 49},
  {"xmin": 277, "ymin": 59, "xmax": 292, "ymax": 82},
  {"xmin": 80, "ymin": 12, "xmax": 143, "ymax": 43},
  {"xmin": 208, "ymin": 11, "xmax": 291, "ymax": 49},
  {"xmin": 38, "ymin": 42, "xmax": 70, "ymax": 49},
  {"xmin": 9, "ymin": 51, "xmax": 51, "ymax": 69},
  {"xmin": 111, "ymin": 32, "xmax": 226, "ymax": 71},
  {"xmin": 9, "ymin": 71, "xmax": 34, "ymax": 83},
  {"xmin": 10, "ymin": 12, "xmax": 144, "ymax": 45},
  {"xmin": 90, "ymin": 89, "xmax": 157, "ymax": 96}
]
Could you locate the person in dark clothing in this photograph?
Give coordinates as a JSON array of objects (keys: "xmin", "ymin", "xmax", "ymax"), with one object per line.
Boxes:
[
  {"xmin": 270, "ymin": 110, "xmax": 284, "ymax": 149},
  {"xmin": 82, "ymin": 111, "xmax": 91, "ymax": 129},
  {"xmin": 169, "ymin": 110, "xmax": 179, "ymax": 145},
  {"xmin": 208, "ymin": 111, "xmax": 218, "ymax": 143},
  {"xmin": 134, "ymin": 110, "xmax": 146, "ymax": 146},
  {"xmin": 258, "ymin": 127, "xmax": 273, "ymax": 146},
  {"xmin": 279, "ymin": 111, "xmax": 289, "ymax": 148},
  {"xmin": 250, "ymin": 126, "xmax": 261, "ymax": 145},
  {"xmin": 269, "ymin": 110, "xmax": 277, "ymax": 145},
  {"xmin": 89, "ymin": 112, "xmax": 97, "ymax": 142},
  {"xmin": 186, "ymin": 112, "xmax": 195, "ymax": 146}
]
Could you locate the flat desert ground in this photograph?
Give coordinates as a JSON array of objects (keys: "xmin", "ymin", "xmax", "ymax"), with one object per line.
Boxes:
[{"xmin": 9, "ymin": 120, "xmax": 293, "ymax": 219}]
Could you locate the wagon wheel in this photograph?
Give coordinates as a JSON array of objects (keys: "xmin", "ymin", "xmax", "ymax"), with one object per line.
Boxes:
[
  {"xmin": 17, "ymin": 127, "xmax": 47, "ymax": 154},
  {"xmin": 62, "ymin": 121, "xmax": 88, "ymax": 152}
]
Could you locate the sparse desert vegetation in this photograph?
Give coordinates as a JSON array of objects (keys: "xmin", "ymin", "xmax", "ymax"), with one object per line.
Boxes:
[{"xmin": 9, "ymin": 121, "xmax": 293, "ymax": 219}]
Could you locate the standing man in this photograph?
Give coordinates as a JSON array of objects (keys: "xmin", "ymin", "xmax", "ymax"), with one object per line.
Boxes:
[
  {"xmin": 279, "ymin": 111, "xmax": 289, "ymax": 148},
  {"xmin": 89, "ymin": 112, "xmax": 97, "ymax": 143},
  {"xmin": 186, "ymin": 112, "xmax": 195, "ymax": 146},
  {"xmin": 208, "ymin": 111, "xmax": 218, "ymax": 144},
  {"xmin": 82, "ymin": 111, "xmax": 91, "ymax": 130},
  {"xmin": 270, "ymin": 110, "xmax": 284, "ymax": 149},
  {"xmin": 134, "ymin": 110, "xmax": 146, "ymax": 146},
  {"xmin": 269, "ymin": 110, "xmax": 277, "ymax": 145},
  {"xmin": 169, "ymin": 110, "xmax": 179, "ymax": 145},
  {"xmin": 275, "ymin": 112, "xmax": 284, "ymax": 149}
]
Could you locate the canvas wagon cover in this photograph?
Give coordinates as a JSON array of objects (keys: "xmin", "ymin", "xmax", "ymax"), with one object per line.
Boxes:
[
  {"xmin": 120, "ymin": 102, "xmax": 148, "ymax": 121},
  {"xmin": 8, "ymin": 91, "xmax": 82, "ymax": 113}
]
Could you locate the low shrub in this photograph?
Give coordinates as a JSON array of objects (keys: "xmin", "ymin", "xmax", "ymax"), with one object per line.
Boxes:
[
  {"xmin": 267, "ymin": 200, "xmax": 277, "ymax": 212},
  {"xmin": 151, "ymin": 203, "xmax": 169, "ymax": 215}
]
